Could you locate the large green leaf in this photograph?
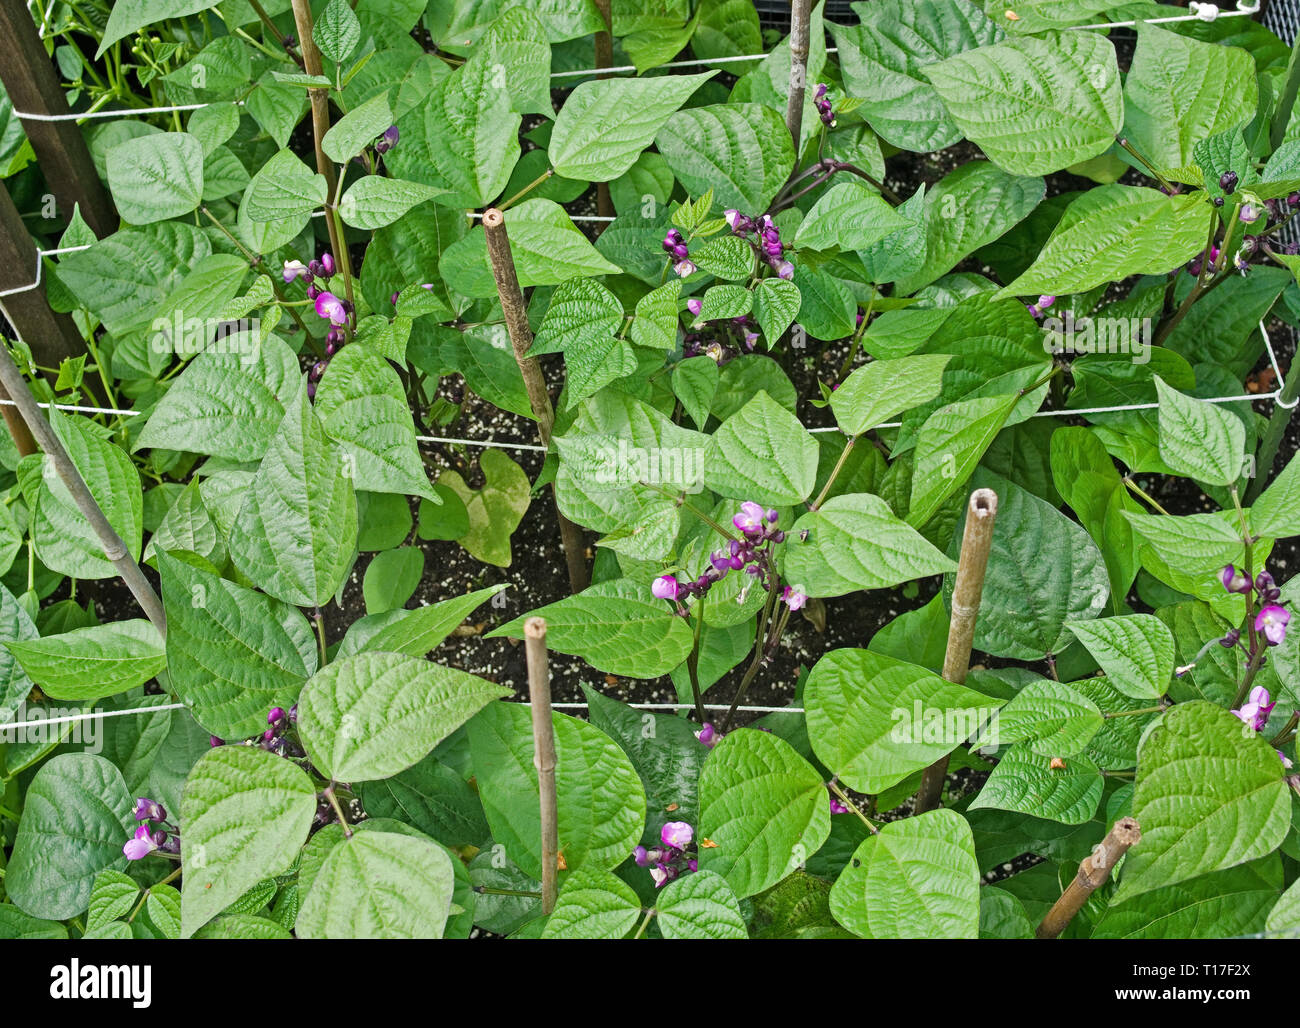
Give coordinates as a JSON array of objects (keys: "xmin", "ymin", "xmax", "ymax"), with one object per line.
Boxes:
[
  {"xmin": 228, "ymin": 388, "xmax": 358, "ymax": 606},
  {"xmin": 968, "ymin": 745, "xmax": 1104, "ymax": 824},
  {"xmin": 974, "ymin": 678, "xmax": 1103, "ymax": 757},
  {"xmin": 337, "ymin": 585, "xmax": 507, "ymax": 659},
  {"xmin": 830, "ymin": 809, "xmax": 980, "ymax": 939},
  {"xmin": 99, "ymin": 0, "xmax": 222, "ymax": 55},
  {"xmin": 1064, "ymin": 614, "xmax": 1175, "ymax": 700},
  {"xmin": 158, "ymin": 551, "xmax": 316, "ymax": 739},
  {"xmin": 996, "ymin": 186, "xmax": 1210, "ymax": 298},
  {"xmin": 5, "ymin": 620, "xmax": 165, "ymax": 702},
  {"xmin": 907, "ymin": 394, "xmax": 1019, "ymax": 527},
  {"xmin": 805, "ymin": 647, "xmax": 1001, "ymax": 794},
  {"xmin": 697, "ymin": 728, "xmax": 832, "ymax": 898},
  {"xmin": 1122, "ymin": 24, "xmax": 1258, "ymax": 170},
  {"xmin": 830, "ymin": 354, "xmax": 951, "ymax": 435},
  {"xmin": 0, "ymin": 584, "xmax": 38, "ymax": 725},
  {"xmin": 655, "ymin": 869, "xmax": 748, "ymax": 939},
  {"xmin": 1095, "ymin": 858, "xmax": 1281, "ymax": 939},
  {"xmin": 550, "ymin": 72, "xmax": 715, "ymax": 180},
  {"xmin": 297, "ymin": 652, "xmax": 507, "ymax": 783},
  {"xmin": 528, "ymin": 278, "xmax": 634, "ymax": 404},
  {"xmin": 297, "ymin": 829, "xmax": 455, "ymax": 939},
  {"xmin": 783, "ymin": 493, "xmax": 956, "ymax": 598},
  {"xmin": 654, "ymin": 103, "xmax": 795, "ymax": 212},
  {"xmin": 702, "ymin": 390, "xmax": 818, "ymax": 505},
  {"xmin": 180, "ymin": 745, "xmax": 318, "ymax": 937},
  {"xmin": 468, "ymin": 701, "xmax": 646, "ymax": 880},
  {"xmin": 831, "ymin": 0, "xmax": 1004, "ymax": 152},
  {"xmin": 793, "ymin": 180, "xmax": 909, "ymax": 252},
  {"xmin": 490, "ymin": 578, "xmax": 694, "ymax": 678},
  {"xmin": 106, "ymin": 133, "xmax": 204, "ymax": 224},
  {"xmin": 1116, "ymin": 702, "xmax": 1291, "ymax": 901},
  {"xmin": 1153, "ymin": 376, "xmax": 1247, "ymax": 488},
  {"xmin": 541, "ymin": 869, "xmax": 642, "ymax": 939},
  {"xmin": 5, "ymin": 755, "xmax": 134, "ymax": 920},
  {"xmin": 924, "ymin": 30, "xmax": 1123, "ymax": 175}
]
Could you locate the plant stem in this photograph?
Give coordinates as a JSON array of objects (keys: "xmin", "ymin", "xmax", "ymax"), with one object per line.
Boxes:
[
  {"xmin": 1116, "ymin": 136, "xmax": 1174, "ymax": 192},
  {"xmin": 127, "ymin": 867, "xmax": 184, "ymax": 923},
  {"xmin": 323, "ymin": 783, "xmax": 352, "ymax": 838},
  {"xmin": 687, "ymin": 600, "xmax": 707, "ymax": 724},
  {"xmin": 828, "ymin": 780, "xmax": 879, "ymax": 834},
  {"xmin": 809, "ymin": 434, "xmax": 857, "ymax": 511},
  {"xmin": 500, "ymin": 168, "xmax": 553, "ymax": 211},
  {"xmin": 1122, "ymin": 476, "xmax": 1171, "ymax": 516},
  {"xmin": 633, "ymin": 907, "xmax": 655, "ymax": 939}
]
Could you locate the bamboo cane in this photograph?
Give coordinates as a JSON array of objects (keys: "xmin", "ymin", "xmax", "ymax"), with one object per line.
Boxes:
[
  {"xmin": 785, "ymin": 0, "xmax": 813, "ymax": 150},
  {"xmin": 525, "ymin": 617, "xmax": 559, "ymax": 915},
  {"xmin": 1036, "ymin": 817, "xmax": 1141, "ymax": 939}
]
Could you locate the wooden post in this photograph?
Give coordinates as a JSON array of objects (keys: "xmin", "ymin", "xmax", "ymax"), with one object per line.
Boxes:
[
  {"xmin": 481, "ymin": 206, "xmax": 590, "ymax": 593},
  {"xmin": 1036, "ymin": 817, "xmax": 1141, "ymax": 939},
  {"xmin": 914, "ymin": 488, "xmax": 998, "ymax": 814},
  {"xmin": 0, "ymin": 0, "xmax": 118, "ymax": 238},
  {"xmin": 525, "ymin": 617, "xmax": 559, "ymax": 915},
  {"xmin": 0, "ymin": 178, "xmax": 86, "ymax": 369},
  {"xmin": 593, "ymin": 0, "xmax": 614, "ymax": 224},
  {"xmin": 0, "ymin": 341, "xmax": 166, "ymax": 634},
  {"xmin": 785, "ymin": 0, "xmax": 812, "ymax": 151}
]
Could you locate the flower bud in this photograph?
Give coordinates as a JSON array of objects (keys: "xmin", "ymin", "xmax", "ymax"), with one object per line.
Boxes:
[
  {"xmin": 652, "ymin": 574, "xmax": 679, "ymax": 601},
  {"xmin": 1219, "ymin": 171, "xmax": 1238, "ymax": 194}
]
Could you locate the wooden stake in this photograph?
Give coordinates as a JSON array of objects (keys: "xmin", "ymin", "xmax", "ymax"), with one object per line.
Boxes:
[
  {"xmin": 0, "ymin": 383, "xmax": 36, "ymax": 457},
  {"xmin": 0, "ymin": 0, "xmax": 118, "ymax": 238},
  {"xmin": 914, "ymin": 488, "xmax": 998, "ymax": 814},
  {"xmin": 0, "ymin": 341, "xmax": 166, "ymax": 635},
  {"xmin": 525, "ymin": 616, "xmax": 559, "ymax": 915},
  {"xmin": 1036, "ymin": 817, "xmax": 1141, "ymax": 939},
  {"xmin": 0, "ymin": 178, "xmax": 86, "ymax": 369},
  {"xmin": 785, "ymin": 0, "xmax": 812, "ymax": 151},
  {"xmin": 481, "ymin": 207, "xmax": 590, "ymax": 593}
]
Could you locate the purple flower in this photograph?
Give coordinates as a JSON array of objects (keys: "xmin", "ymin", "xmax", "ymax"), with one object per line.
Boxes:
[
  {"xmin": 268, "ymin": 707, "xmax": 286, "ymax": 725},
  {"xmin": 688, "ymin": 859, "xmax": 698, "ymax": 872},
  {"xmin": 1220, "ymin": 628, "xmax": 1241, "ymax": 649},
  {"xmin": 782, "ymin": 586, "xmax": 808, "ymax": 611},
  {"xmin": 1221, "ymin": 564, "xmax": 1251, "ymax": 594},
  {"xmin": 661, "ymin": 821, "xmax": 693, "ymax": 850},
  {"xmin": 209, "ymin": 735, "xmax": 224, "ymax": 747},
  {"xmin": 1256, "ymin": 571, "xmax": 1281, "ymax": 603},
  {"xmin": 704, "ymin": 341, "xmax": 724, "ymax": 363},
  {"xmin": 775, "ymin": 260, "xmax": 794, "ymax": 280},
  {"xmin": 319, "ymin": 252, "xmax": 336, "ymax": 277},
  {"xmin": 309, "ymin": 361, "xmax": 327, "ymax": 383},
  {"xmin": 649, "ymin": 866, "xmax": 669, "ymax": 888},
  {"xmin": 133, "ymin": 797, "xmax": 165, "ymax": 823},
  {"xmin": 674, "ymin": 259, "xmax": 697, "ymax": 278},
  {"xmin": 1233, "ymin": 685, "xmax": 1276, "ymax": 732},
  {"xmin": 1256, "ymin": 605, "xmax": 1290, "ymax": 647},
  {"xmin": 733, "ymin": 501, "xmax": 766, "ymax": 536},
  {"xmin": 652, "ymin": 574, "xmax": 679, "ymax": 601},
  {"xmin": 375, "ymin": 125, "xmax": 399, "ymax": 154},
  {"xmin": 829, "ymin": 796, "xmax": 850, "ymax": 815},
  {"xmin": 725, "ymin": 209, "xmax": 741, "ymax": 229},
  {"xmin": 306, "ymin": 283, "xmax": 321, "ymax": 301},
  {"xmin": 1240, "ymin": 203, "xmax": 1262, "ymax": 224},
  {"xmin": 686, "ymin": 297, "xmax": 703, "ymax": 317},
  {"xmin": 696, "ymin": 722, "xmax": 718, "ymax": 748},
  {"xmin": 315, "ymin": 291, "xmax": 348, "ymax": 325},
  {"xmin": 123, "ymin": 824, "xmax": 158, "ymax": 861},
  {"xmin": 282, "ymin": 259, "xmax": 310, "ymax": 284},
  {"xmin": 633, "ymin": 845, "xmax": 650, "ymax": 866},
  {"xmin": 1280, "ymin": 750, "xmax": 1294, "ymax": 770}
]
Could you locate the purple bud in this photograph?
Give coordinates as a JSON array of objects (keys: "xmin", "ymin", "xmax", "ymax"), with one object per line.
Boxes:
[
  {"xmin": 133, "ymin": 797, "xmax": 166, "ymax": 823},
  {"xmin": 1289, "ymin": 191, "xmax": 1300, "ymax": 209},
  {"xmin": 319, "ymin": 253, "xmax": 336, "ymax": 277},
  {"xmin": 1219, "ymin": 628, "xmax": 1241, "ymax": 649},
  {"xmin": 672, "ymin": 243, "xmax": 691, "ymax": 261},
  {"xmin": 686, "ymin": 297, "xmax": 703, "ymax": 317},
  {"xmin": 375, "ymin": 125, "xmax": 400, "ymax": 153},
  {"xmin": 307, "ymin": 381, "xmax": 317, "ymax": 401},
  {"xmin": 829, "ymin": 796, "xmax": 850, "ymax": 815},
  {"xmin": 652, "ymin": 574, "xmax": 679, "ymax": 601},
  {"xmin": 306, "ymin": 283, "xmax": 321, "ymax": 301},
  {"xmin": 209, "ymin": 735, "xmax": 224, "ymax": 747},
  {"xmin": 776, "ymin": 260, "xmax": 794, "ymax": 280},
  {"xmin": 1221, "ymin": 564, "xmax": 1251, "ymax": 595},
  {"xmin": 1219, "ymin": 171, "xmax": 1238, "ymax": 194},
  {"xmin": 268, "ymin": 706, "xmax": 286, "ymax": 725},
  {"xmin": 696, "ymin": 722, "xmax": 718, "ymax": 748},
  {"xmin": 309, "ymin": 361, "xmax": 327, "ymax": 382}
]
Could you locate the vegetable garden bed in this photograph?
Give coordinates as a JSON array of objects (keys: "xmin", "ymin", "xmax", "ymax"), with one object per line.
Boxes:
[{"xmin": 0, "ymin": 0, "xmax": 1298, "ymax": 947}]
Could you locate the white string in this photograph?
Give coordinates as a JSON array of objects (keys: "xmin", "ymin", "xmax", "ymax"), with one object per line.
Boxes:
[
  {"xmin": 1, "ymin": 702, "xmax": 186, "ymax": 732},
  {"xmin": 464, "ymin": 211, "xmax": 615, "ymax": 223},
  {"xmin": 9, "ymin": 1, "xmax": 1265, "ymax": 123}
]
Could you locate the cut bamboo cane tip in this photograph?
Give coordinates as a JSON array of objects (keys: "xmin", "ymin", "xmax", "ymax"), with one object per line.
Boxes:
[
  {"xmin": 482, "ymin": 208, "xmax": 505, "ymax": 229},
  {"xmin": 1112, "ymin": 816, "xmax": 1141, "ymax": 847},
  {"xmin": 524, "ymin": 616, "xmax": 547, "ymax": 641},
  {"xmin": 969, "ymin": 488, "xmax": 998, "ymax": 518}
]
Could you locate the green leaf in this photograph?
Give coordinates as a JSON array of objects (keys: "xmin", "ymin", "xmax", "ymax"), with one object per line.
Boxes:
[
  {"xmin": 5, "ymin": 620, "xmax": 165, "ymax": 702},
  {"xmin": 1252, "ymin": 454, "xmax": 1300, "ymax": 539},
  {"xmin": 794, "ymin": 180, "xmax": 909, "ymax": 251},
  {"xmin": 136, "ymin": 336, "xmax": 302, "ymax": 462},
  {"xmin": 228, "ymin": 388, "xmax": 358, "ymax": 606},
  {"xmin": 243, "ymin": 147, "xmax": 327, "ymax": 221},
  {"xmin": 656, "ymin": 870, "xmax": 748, "ymax": 939},
  {"xmin": 752, "ymin": 277, "xmax": 801, "ymax": 346},
  {"xmin": 673, "ymin": 355, "xmax": 720, "ymax": 430},
  {"xmin": 5, "ymin": 754, "xmax": 134, "ymax": 921},
  {"xmin": 106, "ymin": 133, "xmax": 204, "ymax": 224},
  {"xmin": 630, "ymin": 280, "xmax": 682, "ymax": 350},
  {"xmin": 655, "ymin": 103, "xmax": 795, "ymax": 212},
  {"xmin": 491, "ymin": 578, "xmax": 693, "ymax": 678},
  {"xmin": 973, "ymin": 679, "xmax": 1103, "ymax": 757},
  {"xmin": 996, "ymin": 186, "xmax": 1211, "ymax": 299},
  {"xmin": 550, "ymin": 71, "xmax": 715, "ymax": 181},
  {"xmin": 703, "ymin": 390, "xmax": 818, "ymax": 505},
  {"xmin": 1064, "ymin": 614, "xmax": 1175, "ymax": 700},
  {"xmin": 356, "ymin": 751, "xmax": 489, "ymax": 848},
  {"xmin": 831, "ymin": 354, "xmax": 951, "ymax": 435},
  {"xmin": 322, "ymin": 93, "xmax": 392, "ymax": 164},
  {"xmin": 88, "ymin": 870, "xmax": 139, "ymax": 930},
  {"xmin": 946, "ymin": 474, "xmax": 1109, "ymax": 660},
  {"xmin": 146, "ymin": 883, "xmax": 183, "ymax": 939},
  {"xmin": 690, "ymin": 235, "xmax": 754, "ymax": 281},
  {"xmin": 541, "ymin": 870, "xmax": 641, "ymax": 938},
  {"xmin": 1116, "ymin": 702, "xmax": 1291, "ymax": 902},
  {"xmin": 158, "ymin": 551, "xmax": 316, "ymax": 740},
  {"xmin": 924, "ymin": 30, "xmax": 1123, "ymax": 175},
  {"xmin": 830, "ymin": 809, "xmax": 980, "ymax": 939},
  {"xmin": 907, "ymin": 394, "xmax": 1018, "ymax": 527},
  {"xmin": 1096, "ymin": 859, "xmax": 1281, "ymax": 939},
  {"xmin": 314, "ymin": 0, "xmax": 361, "ymax": 63},
  {"xmin": 805, "ymin": 648, "xmax": 1001, "ymax": 794},
  {"xmin": 830, "ymin": 0, "xmax": 1004, "ymax": 152},
  {"xmin": 314, "ymin": 345, "xmax": 434, "ymax": 499},
  {"xmin": 339, "ymin": 176, "xmax": 446, "ymax": 230},
  {"xmin": 1122, "ymin": 24, "xmax": 1258, "ymax": 171},
  {"xmin": 99, "ymin": 0, "xmax": 222, "ymax": 56},
  {"xmin": 297, "ymin": 651, "xmax": 507, "ymax": 783},
  {"xmin": 697, "ymin": 728, "xmax": 832, "ymax": 898},
  {"xmin": 783, "ymin": 493, "xmax": 956, "ymax": 598},
  {"xmin": 468, "ymin": 701, "xmax": 647, "ymax": 879},
  {"xmin": 297, "ymin": 829, "xmax": 454, "ymax": 938},
  {"xmin": 180, "ymin": 745, "xmax": 317, "ymax": 937},
  {"xmin": 969, "ymin": 745, "xmax": 1104, "ymax": 824},
  {"xmin": 361, "ymin": 546, "xmax": 423, "ymax": 615},
  {"xmin": 528, "ymin": 278, "xmax": 634, "ymax": 405},
  {"xmin": 338, "ymin": 584, "xmax": 507, "ymax": 659},
  {"xmin": 1153, "ymin": 376, "xmax": 1247, "ymax": 488}
]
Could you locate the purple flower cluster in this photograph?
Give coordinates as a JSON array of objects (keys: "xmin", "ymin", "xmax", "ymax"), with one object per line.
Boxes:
[
  {"xmin": 663, "ymin": 228, "xmax": 696, "ymax": 277},
  {"xmin": 682, "ymin": 312, "xmax": 760, "ymax": 366},
  {"xmin": 285, "ymin": 252, "xmax": 351, "ymax": 399},
  {"xmin": 1221, "ymin": 565, "xmax": 1290, "ymax": 647},
  {"xmin": 123, "ymin": 797, "xmax": 180, "ymax": 860},
  {"xmin": 633, "ymin": 821, "xmax": 698, "ymax": 888},
  {"xmin": 813, "ymin": 84, "xmax": 836, "ymax": 128},
  {"xmin": 725, "ymin": 210, "xmax": 793, "ymax": 280},
  {"xmin": 1233, "ymin": 685, "xmax": 1276, "ymax": 733}
]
